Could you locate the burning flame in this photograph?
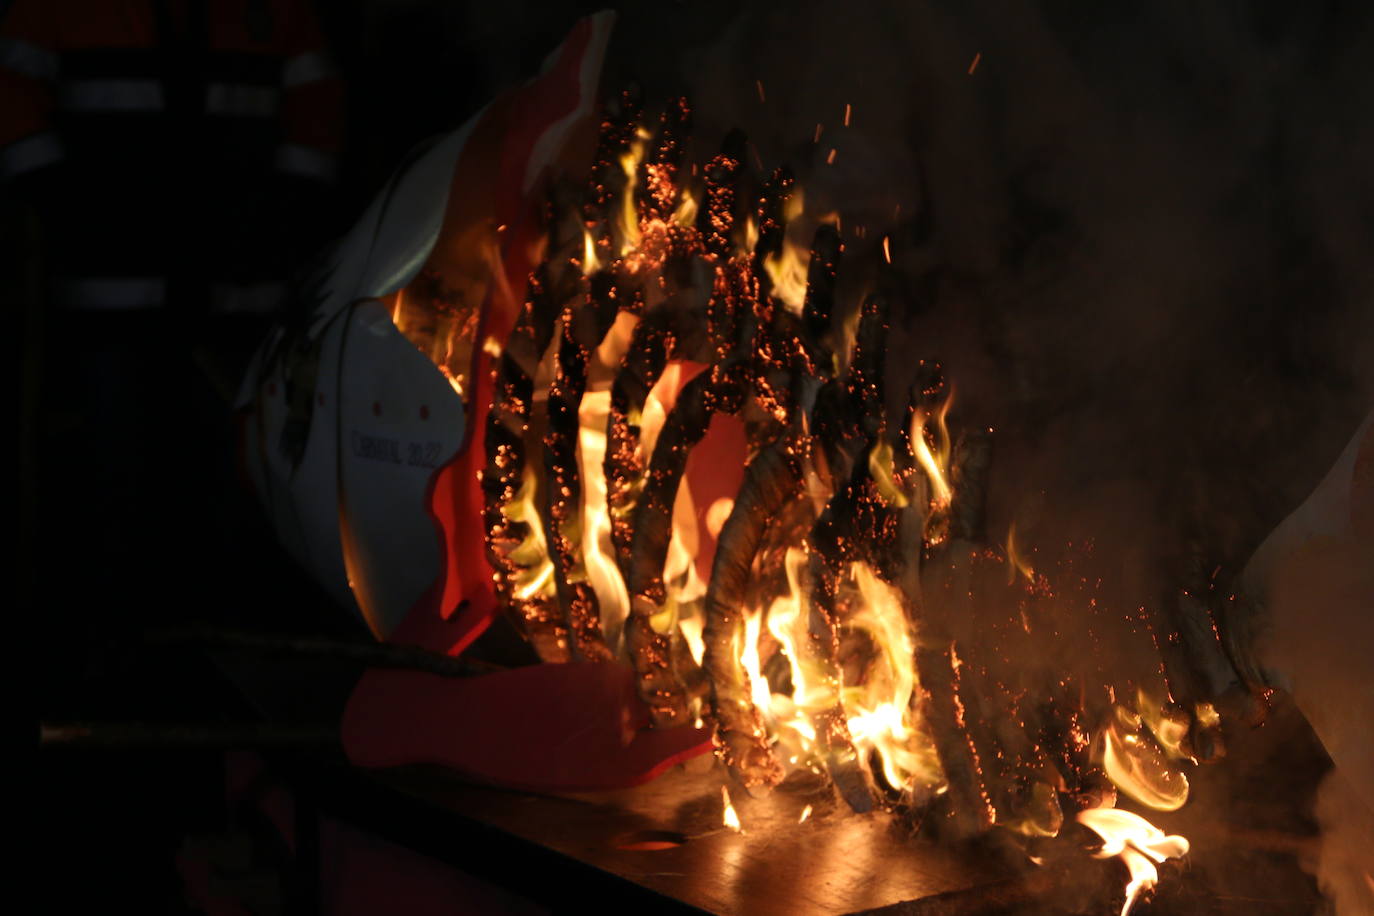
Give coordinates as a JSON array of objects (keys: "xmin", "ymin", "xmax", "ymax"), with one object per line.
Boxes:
[
  {"xmin": 763, "ymin": 240, "xmax": 810, "ymax": 314},
  {"xmin": 762, "ymin": 190, "xmax": 810, "ymax": 313},
  {"xmin": 721, "ymin": 786, "xmax": 742, "ymax": 832},
  {"xmin": 407, "ymin": 104, "xmax": 1212, "ymax": 912},
  {"xmin": 507, "ymin": 465, "xmax": 556, "ymax": 601},
  {"xmin": 673, "ymin": 187, "xmax": 698, "ymax": 228},
  {"xmin": 843, "ymin": 561, "xmax": 930, "ymax": 791},
  {"xmin": 577, "ymin": 389, "xmax": 631, "ymax": 650},
  {"xmin": 581, "ymin": 228, "xmax": 602, "ymax": 276},
  {"xmin": 911, "ymin": 389, "xmax": 954, "ymax": 508},
  {"xmin": 1078, "ymin": 807, "xmax": 1189, "ymax": 916},
  {"xmin": 1136, "ymin": 686, "xmax": 1194, "ymax": 762},
  {"xmin": 743, "ymin": 215, "xmax": 759, "ymax": 254},
  {"xmin": 1006, "ymin": 523, "xmax": 1035, "ymax": 585},
  {"xmin": 617, "ymin": 132, "xmax": 650, "ymax": 256},
  {"xmin": 1099, "ymin": 705, "xmax": 1190, "ymax": 811},
  {"xmin": 723, "ymin": 544, "xmax": 941, "ymax": 799}
]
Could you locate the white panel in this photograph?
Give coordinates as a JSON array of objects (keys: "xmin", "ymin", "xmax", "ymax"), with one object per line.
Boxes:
[{"xmin": 336, "ymin": 301, "xmax": 466, "ymax": 637}]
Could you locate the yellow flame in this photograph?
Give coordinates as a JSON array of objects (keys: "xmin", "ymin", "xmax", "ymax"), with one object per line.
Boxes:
[
  {"xmin": 842, "ymin": 562, "xmax": 933, "ymax": 792},
  {"xmin": 664, "ymin": 475, "xmax": 708, "ymax": 607},
  {"xmin": 764, "ymin": 238, "xmax": 811, "ymax": 315},
  {"xmin": 618, "ymin": 139, "xmax": 647, "ymax": 256},
  {"xmin": 721, "ymin": 786, "xmax": 742, "ymax": 832},
  {"xmin": 1078, "ymin": 807, "xmax": 1189, "ymax": 916},
  {"xmin": 799, "ymin": 804, "xmax": 813, "ymax": 824},
  {"xmin": 581, "ymin": 228, "xmax": 602, "ymax": 276},
  {"xmin": 867, "ymin": 439, "xmax": 909, "ymax": 507},
  {"xmin": 438, "ymin": 366, "xmax": 465, "ymax": 400},
  {"xmin": 742, "ymin": 603, "xmax": 773, "ymax": 712},
  {"xmin": 391, "ymin": 287, "xmax": 404, "ymax": 326},
  {"xmin": 911, "ymin": 389, "xmax": 954, "ymax": 508},
  {"xmin": 1136, "ymin": 686, "xmax": 1194, "ymax": 762},
  {"xmin": 1100, "ymin": 705, "xmax": 1190, "ymax": 811},
  {"xmin": 506, "ymin": 465, "xmax": 556, "ymax": 601},
  {"xmin": 743, "ymin": 216, "xmax": 759, "ymax": 255},
  {"xmin": 673, "ymin": 187, "xmax": 698, "ymax": 228},
  {"xmin": 1006, "ymin": 523, "xmax": 1035, "ymax": 584},
  {"xmin": 577, "ymin": 390, "xmax": 631, "ymax": 650},
  {"xmin": 679, "ymin": 614, "xmax": 706, "ymax": 666},
  {"xmin": 760, "ymin": 546, "xmax": 836, "ymax": 763}
]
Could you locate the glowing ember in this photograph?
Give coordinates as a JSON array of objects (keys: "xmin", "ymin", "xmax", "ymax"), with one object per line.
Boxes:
[{"xmin": 1078, "ymin": 807, "xmax": 1189, "ymax": 916}]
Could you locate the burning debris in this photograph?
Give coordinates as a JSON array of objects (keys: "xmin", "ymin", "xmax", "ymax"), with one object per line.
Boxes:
[{"xmin": 378, "ymin": 92, "xmax": 1231, "ymax": 913}]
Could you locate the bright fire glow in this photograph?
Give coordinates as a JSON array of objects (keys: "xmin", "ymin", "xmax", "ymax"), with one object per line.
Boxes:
[
  {"xmin": 842, "ymin": 562, "xmax": 935, "ymax": 791},
  {"xmin": 799, "ymin": 804, "xmax": 813, "ymax": 824},
  {"xmin": 1100, "ymin": 705, "xmax": 1190, "ymax": 811},
  {"xmin": 673, "ymin": 187, "xmax": 698, "ymax": 228},
  {"xmin": 506, "ymin": 465, "xmax": 556, "ymax": 602},
  {"xmin": 581, "ymin": 228, "xmax": 602, "ymax": 275},
  {"xmin": 763, "ymin": 190, "xmax": 810, "ymax": 313},
  {"xmin": 1006, "ymin": 523, "xmax": 1035, "ymax": 584},
  {"xmin": 1136, "ymin": 686, "xmax": 1194, "ymax": 762},
  {"xmin": 1078, "ymin": 807, "xmax": 1189, "ymax": 916},
  {"xmin": 911, "ymin": 389, "xmax": 954, "ymax": 508},
  {"xmin": 721, "ymin": 786, "xmax": 742, "ymax": 832},
  {"xmin": 618, "ymin": 135, "xmax": 648, "ymax": 256},
  {"xmin": 764, "ymin": 239, "xmax": 810, "ymax": 314},
  {"xmin": 577, "ymin": 390, "xmax": 631, "ymax": 650}
]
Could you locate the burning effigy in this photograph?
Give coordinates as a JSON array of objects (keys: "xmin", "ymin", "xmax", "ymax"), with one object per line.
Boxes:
[{"xmin": 237, "ymin": 12, "xmax": 1373, "ymax": 915}]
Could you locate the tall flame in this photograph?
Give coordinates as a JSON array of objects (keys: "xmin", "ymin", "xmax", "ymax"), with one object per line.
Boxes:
[
  {"xmin": 843, "ymin": 562, "xmax": 933, "ymax": 791},
  {"xmin": 581, "ymin": 228, "xmax": 602, "ymax": 276},
  {"xmin": 617, "ymin": 133, "xmax": 649, "ymax": 256},
  {"xmin": 721, "ymin": 785, "xmax": 742, "ymax": 832},
  {"xmin": 1078, "ymin": 807, "xmax": 1189, "ymax": 916},
  {"xmin": 1006, "ymin": 523, "xmax": 1035, "ymax": 585},
  {"xmin": 911, "ymin": 389, "xmax": 955, "ymax": 507},
  {"xmin": 576, "ymin": 389, "xmax": 631, "ymax": 650},
  {"xmin": 506, "ymin": 465, "xmax": 556, "ymax": 601}
]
